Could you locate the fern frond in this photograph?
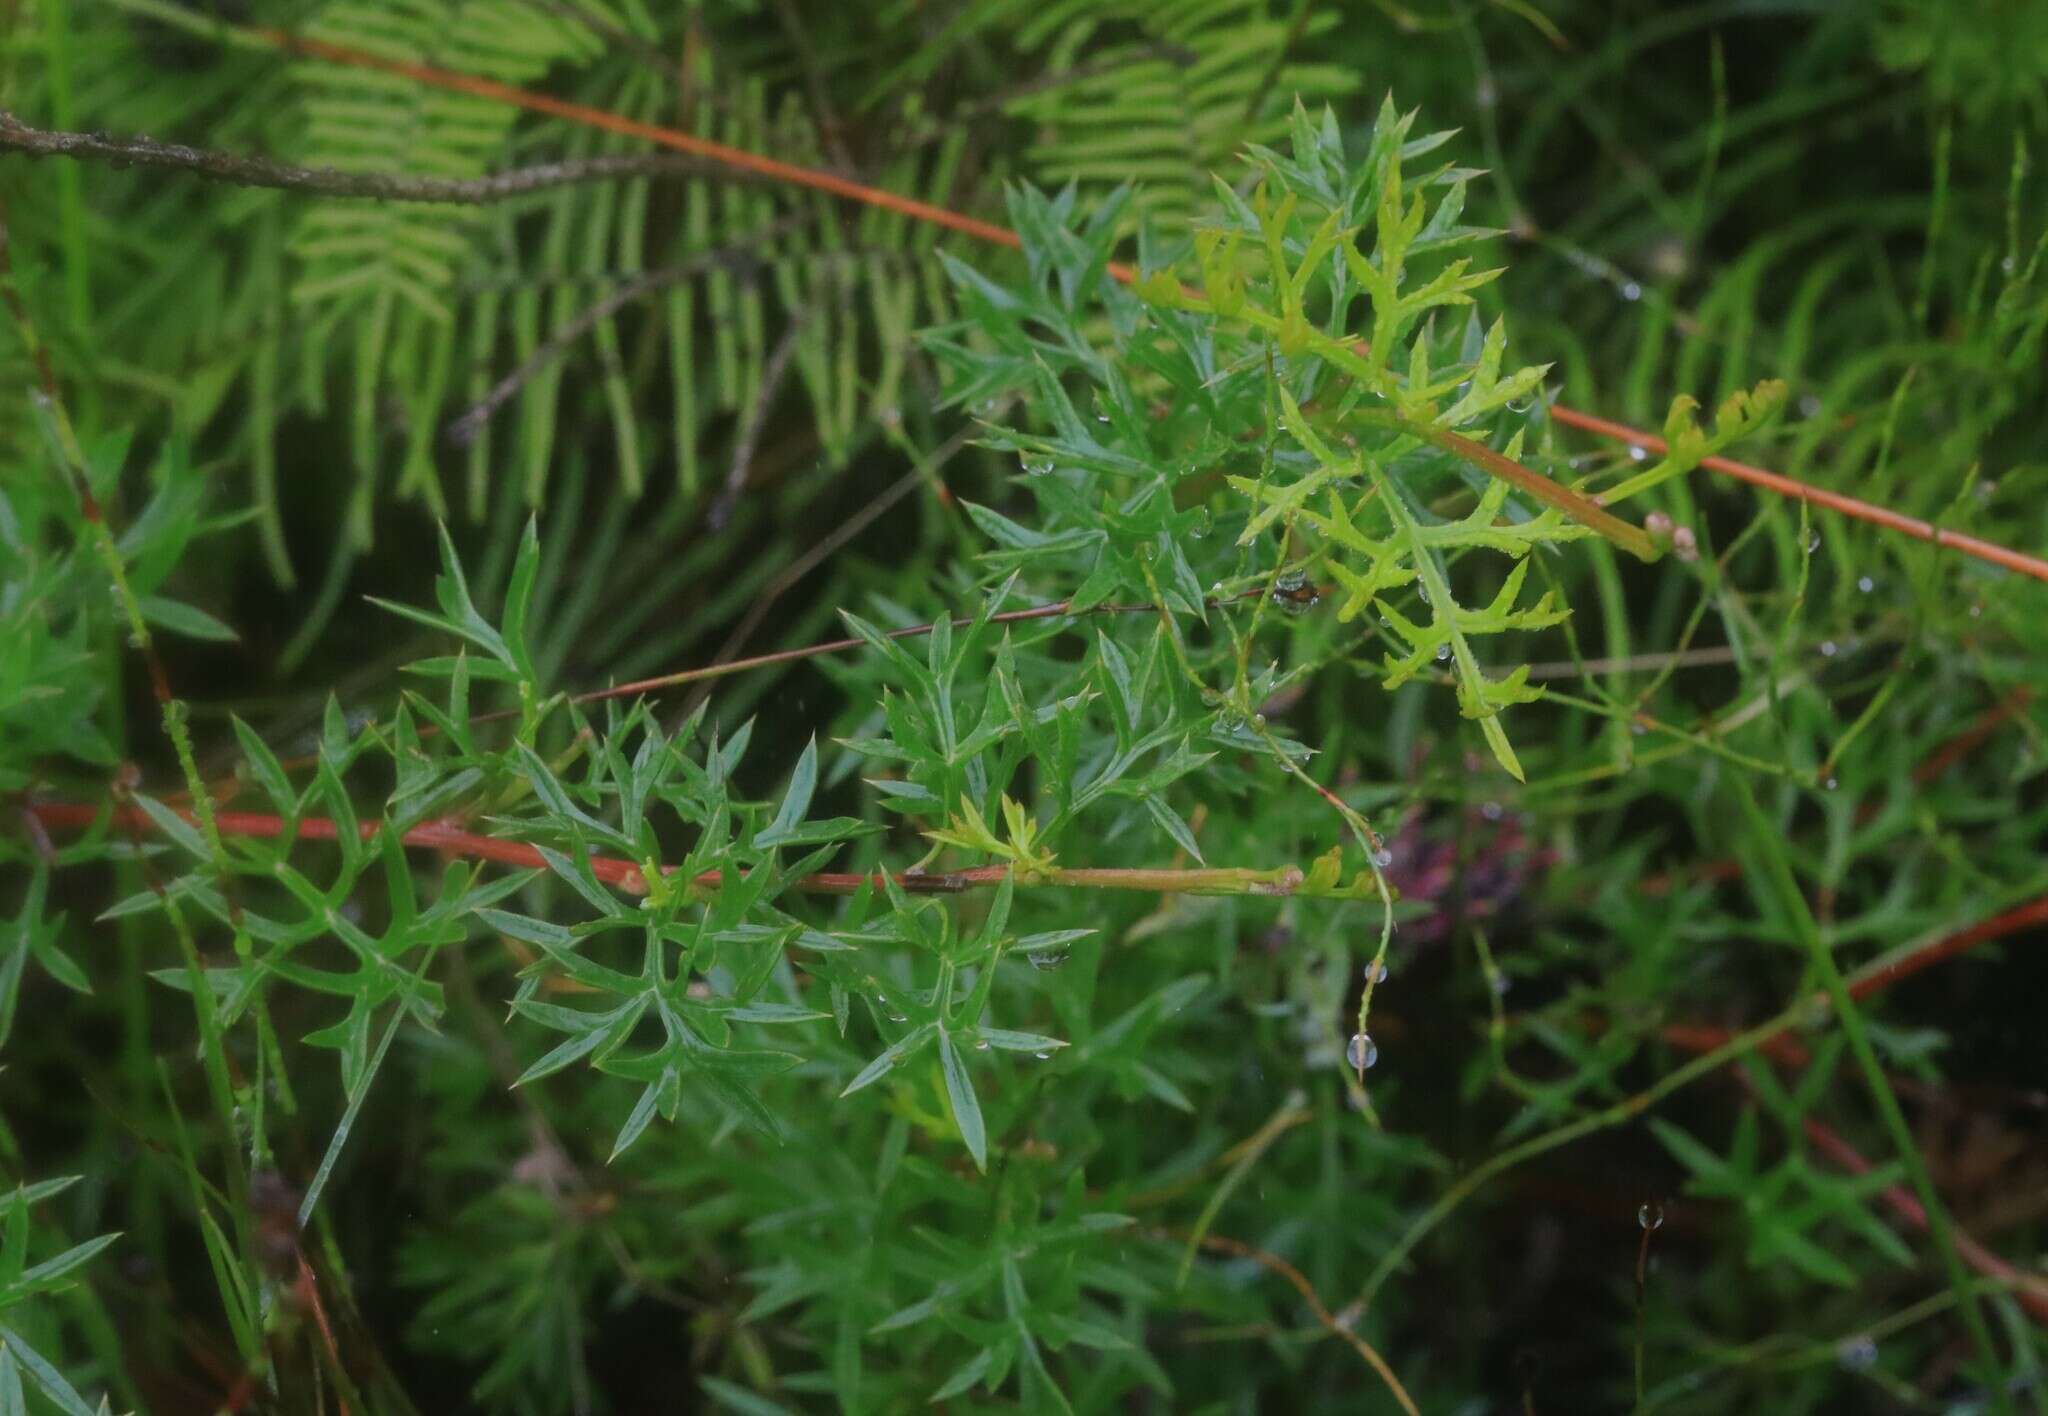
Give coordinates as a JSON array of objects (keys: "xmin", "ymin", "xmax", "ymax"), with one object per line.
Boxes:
[{"xmin": 1006, "ymin": 0, "xmax": 1358, "ymax": 228}]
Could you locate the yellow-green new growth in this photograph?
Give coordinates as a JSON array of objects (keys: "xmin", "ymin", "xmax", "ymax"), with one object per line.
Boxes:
[{"xmin": 1598, "ymin": 380, "xmax": 1790, "ymax": 506}]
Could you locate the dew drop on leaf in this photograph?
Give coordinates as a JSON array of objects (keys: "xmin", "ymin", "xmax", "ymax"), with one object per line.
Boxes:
[
  {"xmin": 1435, "ymin": 643, "xmax": 1451, "ymax": 661},
  {"xmin": 1029, "ymin": 951, "xmax": 1068, "ymax": 972},
  {"xmin": 1637, "ymin": 1201, "xmax": 1664, "ymax": 1231},
  {"xmin": 1836, "ymin": 1336, "xmax": 1878, "ymax": 1371},
  {"xmin": 1628, "ymin": 444, "xmax": 1649, "ymax": 462}
]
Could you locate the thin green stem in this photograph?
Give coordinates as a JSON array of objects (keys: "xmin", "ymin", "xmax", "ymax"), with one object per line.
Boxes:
[{"xmin": 1731, "ymin": 776, "xmax": 2009, "ymax": 1408}]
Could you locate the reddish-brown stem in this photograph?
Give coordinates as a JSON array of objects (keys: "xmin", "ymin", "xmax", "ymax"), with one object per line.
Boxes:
[
  {"xmin": 1547, "ymin": 405, "xmax": 2048, "ymax": 582},
  {"xmin": 1847, "ymin": 896, "xmax": 2048, "ymax": 1002},
  {"xmin": 22, "ymin": 802, "xmax": 1304, "ymax": 899},
  {"xmin": 1662, "ymin": 1022, "xmax": 2048, "ymax": 1326},
  {"xmin": 1911, "ymin": 689, "xmax": 2037, "ymax": 786},
  {"xmin": 1797, "ymin": 1114, "xmax": 2048, "ymax": 1324},
  {"xmin": 224, "ymin": 24, "xmax": 2048, "ymax": 584}
]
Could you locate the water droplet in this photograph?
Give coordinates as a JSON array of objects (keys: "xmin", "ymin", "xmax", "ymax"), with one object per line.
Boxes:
[
  {"xmin": 887, "ymin": 1010, "xmax": 908, "ymax": 1022},
  {"xmin": 1836, "ymin": 1335, "xmax": 1878, "ymax": 1372},
  {"xmin": 1799, "ymin": 394, "xmax": 1823, "ymax": 419},
  {"xmin": 1628, "ymin": 444, "xmax": 1649, "ymax": 462},
  {"xmin": 1029, "ymin": 951, "xmax": 1068, "ymax": 972},
  {"xmin": 1435, "ymin": 643, "xmax": 1451, "ymax": 662},
  {"xmin": 1480, "ymin": 801, "xmax": 1504, "ymax": 821},
  {"xmin": 1474, "ymin": 78, "xmax": 1497, "ymax": 109},
  {"xmin": 2001, "ymin": 255, "xmax": 2018, "ymax": 276},
  {"xmin": 1346, "ymin": 1032, "xmax": 1378, "ymax": 1071},
  {"xmin": 1270, "ymin": 569, "xmax": 1320, "ymax": 614},
  {"xmin": 1621, "ymin": 281, "xmax": 1643, "ymax": 301},
  {"xmin": 1820, "ymin": 640, "xmax": 1838, "ymax": 658},
  {"xmin": 1506, "ymin": 395, "xmax": 1533, "ymax": 414},
  {"xmin": 1363, "ymin": 960, "xmax": 1389, "ymax": 984},
  {"xmin": 1968, "ymin": 603, "xmax": 1982, "ymax": 618},
  {"xmin": 1372, "ymin": 847, "xmax": 1394, "ymax": 869},
  {"xmin": 1979, "ymin": 479, "xmax": 1999, "ymax": 501},
  {"xmin": 1033, "ymin": 1050, "xmax": 1053, "ymax": 1060},
  {"xmin": 1637, "ymin": 1202, "xmax": 1664, "ymax": 1231},
  {"xmin": 1807, "ymin": 530, "xmax": 1821, "ymax": 553},
  {"xmin": 1823, "ymin": 776, "xmax": 1839, "ymax": 791},
  {"xmin": 1416, "ymin": 584, "xmax": 1430, "ymax": 605},
  {"xmin": 1021, "ymin": 456, "xmax": 1052, "ymax": 476},
  {"xmin": 975, "ymin": 1038, "xmax": 991, "ymax": 1051},
  {"xmin": 1857, "ymin": 575, "xmax": 1874, "ymax": 593},
  {"xmin": 1491, "ymin": 973, "xmax": 1511, "ymax": 997}
]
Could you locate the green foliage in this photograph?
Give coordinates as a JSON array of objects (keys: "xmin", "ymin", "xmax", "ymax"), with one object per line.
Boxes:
[{"xmin": 5, "ymin": 2, "xmax": 2048, "ymax": 1414}]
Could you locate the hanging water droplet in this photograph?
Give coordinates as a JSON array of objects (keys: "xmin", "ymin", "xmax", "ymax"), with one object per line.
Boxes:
[
  {"xmin": 974, "ymin": 1038, "xmax": 992, "ymax": 1051},
  {"xmin": 1836, "ymin": 1335, "xmax": 1878, "ymax": 1372},
  {"xmin": 1029, "ymin": 951, "xmax": 1069, "ymax": 972},
  {"xmin": 1435, "ymin": 643, "xmax": 1451, "ymax": 661},
  {"xmin": 2000, "ymin": 255, "xmax": 2018, "ymax": 276},
  {"xmin": 1363, "ymin": 960, "xmax": 1389, "ymax": 984},
  {"xmin": 1480, "ymin": 800, "xmax": 1504, "ymax": 821},
  {"xmin": 1415, "ymin": 583, "xmax": 1429, "ymax": 605},
  {"xmin": 1823, "ymin": 776, "xmax": 1839, "ymax": 791},
  {"xmin": 887, "ymin": 1010, "xmax": 908, "ymax": 1022},
  {"xmin": 1506, "ymin": 395, "xmax": 1533, "ymax": 414},
  {"xmin": 1021, "ymin": 456, "xmax": 1053, "ymax": 476},
  {"xmin": 1857, "ymin": 575, "xmax": 1875, "ymax": 593},
  {"xmin": 1346, "ymin": 1032, "xmax": 1378, "ymax": 1072},
  {"xmin": 1620, "ymin": 281, "xmax": 1643, "ymax": 301},
  {"xmin": 1637, "ymin": 1201, "xmax": 1664, "ymax": 1231},
  {"xmin": 1033, "ymin": 1049, "xmax": 1053, "ymax": 1060},
  {"xmin": 1491, "ymin": 973, "xmax": 1511, "ymax": 997},
  {"xmin": 1820, "ymin": 640, "xmax": 1839, "ymax": 658},
  {"xmin": 1806, "ymin": 530, "xmax": 1821, "ymax": 553},
  {"xmin": 1372, "ymin": 847, "xmax": 1394, "ymax": 869},
  {"xmin": 1628, "ymin": 444, "xmax": 1649, "ymax": 462},
  {"xmin": 1799, "ymin": 393, "xmax": 1822, "ymax": 419}
]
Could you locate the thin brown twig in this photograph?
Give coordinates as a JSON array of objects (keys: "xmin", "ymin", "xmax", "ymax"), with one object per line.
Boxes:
[
  {"xmin": 0, "ymin": 113, "xmax": 735, "ymax": 203},
  {"xmin": 443, "ymin": 224, "xmax": 798, "ymax": 446},
  {"xmin": 708, "ymin": 311, "xmax": 806, "ymax": 531},
  {"xmin": 689, "ymin": 427, "xmax": 975, "ymax": 708},
  {"xmin": 1154, "ymin": 1227, "xmax": 1420, "ymax": 1415}
]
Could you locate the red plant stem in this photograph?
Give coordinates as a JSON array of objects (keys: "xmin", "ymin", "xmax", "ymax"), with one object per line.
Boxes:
[
  {"xmin": 1658, "ymin": 1021, "xmax": 2048, "ymax": 1326},
  {"xmin": 249, "ymin": 28, "xmax": 1056, "ymax": 270},
  {"xmin": 22, "ymin": 802, "xmax": 1304, "ymax": 899},
  {"xmin": 1911, "ymin": 689, "xmax": 2037, "ymax": 786},
  {"xmin": 1797, "ymin": 1115, "xmax": 2048, "ymax": 1324},
  {"xmin": 1546, "ymin": 406, "xmax": 2048, "ymax": 583},
  {"xmin": 231, "ymin": 26, "xmax": 2048, "ymax": 584},
  {"xmin": 1847, "ymin": 896, "xmax": 2048, "ymax": 1002}
]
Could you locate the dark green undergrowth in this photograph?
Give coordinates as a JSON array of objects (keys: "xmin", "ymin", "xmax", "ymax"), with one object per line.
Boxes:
[{"xmin": 2, "ymin": 3, "xmax": 2046, "ymax": 1413}]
